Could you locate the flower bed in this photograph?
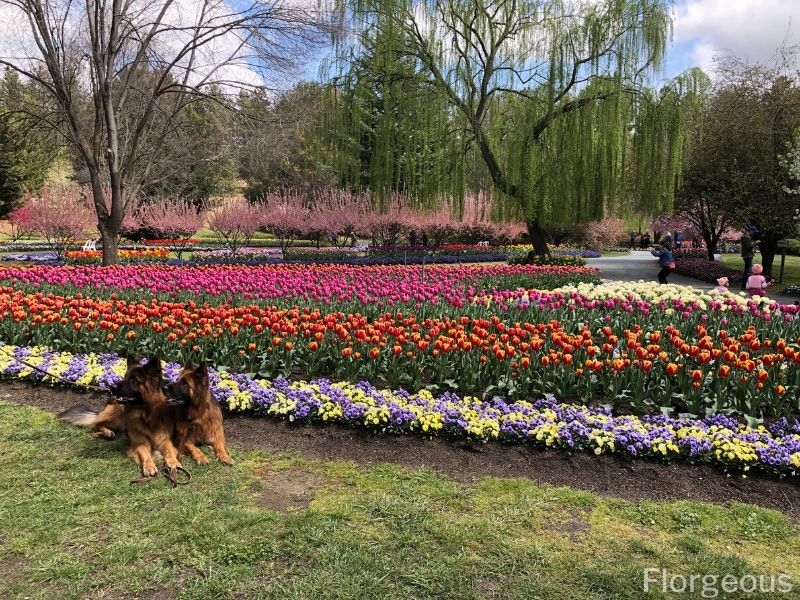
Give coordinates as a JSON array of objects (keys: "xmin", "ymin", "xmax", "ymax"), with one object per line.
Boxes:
[
  {"xmin": 506, "ymin": 245, "xmax": 601, "ymax": 258},
  {"xmin": 507, "ymin": 253, "xmax": 588, "ymax": 267},
  {"xmin": 0, "ymin": 263, "xmax": 599, "ymax": 306},
  {"xmin": 367, "ymin": 244, "xmax": 509, "ymax": 257},
  {"xmin": 675, "ymin": 258, "xmax": 743, "ymax": 284},
  {"xmin": 141, "ymin": 239, "xmax": 201, "ymax": 246},
  {"xmin": 1, "ymin": 252, "xmax": 58, "ymax": 262},
  {"xmin": 0, "ymin": 279, "xmax": 797, "ymax": 419},
  {"xmin": 1, "ymin": 344, "xmax": 797, "ymax": 476},
  {"xmin": 64, "ymin": 248, "xmax": 170, "ymax": 264},
  {"xmin": 673, "ymin": 248, "xmax": 712, "ymax": 260}
]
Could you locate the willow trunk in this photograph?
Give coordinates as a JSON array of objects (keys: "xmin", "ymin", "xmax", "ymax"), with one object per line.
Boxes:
[{"xmin": 526, "ymin": 220, "xmax": 550, "ymax": 256}]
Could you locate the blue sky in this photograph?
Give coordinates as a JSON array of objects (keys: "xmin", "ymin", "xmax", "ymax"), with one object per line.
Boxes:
[
  {"xmin": 666, "ymin": 0, "xmax": 800, "ymax": 78},
  {"xmin": 300, "ymin": 0, "xmax": 800, "ymax": 86}
]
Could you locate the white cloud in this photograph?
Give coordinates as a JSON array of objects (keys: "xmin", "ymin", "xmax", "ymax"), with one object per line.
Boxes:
[
  {"xmin": 674, "ymin": 0, "xmax": 800, "ymax": 72},
  {"xmin": 0, "ymin": 0, "xmax": 327, "ymax": 92}
]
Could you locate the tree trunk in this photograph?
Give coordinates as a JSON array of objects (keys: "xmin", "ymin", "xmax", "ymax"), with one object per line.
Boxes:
[
  {"xmin": 700, "ymin": 230, "xmax": 719, "ymax": 261},
  {"xmin": 760, "ymin": 236, "xmax": 778, "ymax": 278},
  {"xmin": 526, "ymin": 220, "xmax": 550, "ymax": 256},
  {"xmin": 99, "ymin": 225, "xmax": 119, "ymax": 266}
]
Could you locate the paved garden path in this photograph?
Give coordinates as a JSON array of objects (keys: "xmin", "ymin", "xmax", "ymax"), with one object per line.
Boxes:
[{"xmin": 586, "ymin": 250, "xmax": 798, "ymax": 304}]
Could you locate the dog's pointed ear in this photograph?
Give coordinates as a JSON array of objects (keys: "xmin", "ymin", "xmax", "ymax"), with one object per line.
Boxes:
[
  {"xmin": 196, "ymin": 361, "xmax": 209, "ymax": 382},
  {"xmin": 144, "ymin": 355, "xmax": 162, "ymax": 376},
  {"xmin": 126, "ymin": 353, "xmax": 139, "ymax": 368}
]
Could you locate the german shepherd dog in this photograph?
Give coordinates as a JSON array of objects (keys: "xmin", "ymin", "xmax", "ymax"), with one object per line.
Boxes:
[
  {"xmin": 166, "ymin": 362, "xmax": 233, "ymax": 466},
  {"xmin": 60, "ymin": 355, "xmax": 184, "ymax": 478}
]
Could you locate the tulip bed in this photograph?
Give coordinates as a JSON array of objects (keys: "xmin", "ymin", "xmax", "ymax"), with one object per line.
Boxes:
[
  {"xmin": 0, "ymin": 261, "xmax": 797, "ymax": 419},
  {"xmin": 64, "ymin": 248, "xmax": 170, "ymax": 264},
  {"xmin": 0, "ymin": 263, "xmax": 598, "ymax": 308},
  {"xmin": 675, "ymin": 257, "xmax": 743, "ymax": 284},
  {"xmin": 1, "ymin": 344, "xmax": 798, "ymax": 476}
]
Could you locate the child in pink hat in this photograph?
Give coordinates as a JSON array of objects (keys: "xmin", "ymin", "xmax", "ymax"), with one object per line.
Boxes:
[
  {"xmin": 713, "ymin": 277, "xmax": 729, "ymax": 294},
  {"xmin": 746, "ymin": 264, "xmax": 770, "ymax": 297}
]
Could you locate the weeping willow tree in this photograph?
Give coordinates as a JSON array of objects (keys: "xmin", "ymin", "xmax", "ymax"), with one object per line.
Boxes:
[{"xmin": 325, "ymin": 0, "xmax": 706, "ymax": 253}]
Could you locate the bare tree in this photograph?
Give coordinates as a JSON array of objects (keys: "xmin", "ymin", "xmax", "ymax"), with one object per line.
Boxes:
[{"xmin": 0, "ymin": 0, "xmax": 331, "ymax": 263}]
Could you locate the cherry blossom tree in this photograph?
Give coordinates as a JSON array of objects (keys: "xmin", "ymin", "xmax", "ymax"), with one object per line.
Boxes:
[
  {"xmin": 260, "ymin": 191, "xmax": 309, "ymax": 255},
  {"xmin": 207, "ymin": 198, "xmax": 263, "ymax": 256},
  {"xmin": 20, "ymin": 186, "xmax": 94, "ymax": 259},
  {"xmin": 139, "ymin": 198, "xmax": 204, "ymax": 261},
  {"xmin": 583, "ymin": 218, "xmax": 626, "ymax": 251},
  {"xmin": 6, "ymin": 206, "xmax": 33, "ymax": 242},
  {"xmin": 359, "ymin": 193, "xmax": 411, "ymax": 247},
  {"xmin": 317, "ymin": 190, "xmax": 366, "ymax": 248},
  {"xmin": 303, "ymin": 199, "xmax": 335, "ymax": 249},
  {"xmin": 416, "ymin": 208, "xmax": 455, "ymax": 248}
]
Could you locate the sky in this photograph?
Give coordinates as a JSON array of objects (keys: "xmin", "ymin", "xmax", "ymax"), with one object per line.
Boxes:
[
  {"xmin": 302, "ymin": 0, "xmax": 800, "ymax": 87},
  {"xmin": 1, "ymin": 0, "xmax": 798, "ymax": 89},
  {"xmin": 667, "ymin": 0, "xmax": 800, "ymax": 78}
]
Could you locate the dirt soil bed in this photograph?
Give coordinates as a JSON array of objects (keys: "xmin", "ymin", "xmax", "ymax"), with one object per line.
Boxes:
[{"xmin": 3, "ymin": 379, "xmax": 799, "ymax": 518}]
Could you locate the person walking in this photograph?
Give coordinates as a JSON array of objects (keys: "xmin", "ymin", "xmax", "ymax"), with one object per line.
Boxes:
[
  {"xmin": 630, "ymin": 231, "xmax": 637, "ymax": 250},
  {"xmin": 652, "ymin": 243, "xmax": 675, "ymax": 284},
  {"xmin": 740, "ymin": 225, "xmax": 758, "ymax": 291}
]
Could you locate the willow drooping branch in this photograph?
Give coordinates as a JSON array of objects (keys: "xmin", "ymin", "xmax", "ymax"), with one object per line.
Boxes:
[{"xmin": 321, "ymin": 0, "xmax": 708, "ymax": 238}]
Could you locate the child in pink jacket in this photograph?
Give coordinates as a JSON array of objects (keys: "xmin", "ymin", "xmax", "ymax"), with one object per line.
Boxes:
[
  {"xmin": 746, "ymin": 264, "xmax": 770, "ymax": 297},
  {"xmin": 713, "ymin": 277, "xmax": 729, "ymax": 294}
]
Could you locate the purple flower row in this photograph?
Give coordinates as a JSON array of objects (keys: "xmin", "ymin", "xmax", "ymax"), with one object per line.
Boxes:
[{"xmin": 1, "ymin": 344, "xmax": 798, "ymax": 477}]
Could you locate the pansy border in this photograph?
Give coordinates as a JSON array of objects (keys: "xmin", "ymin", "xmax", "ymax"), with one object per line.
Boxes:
[{"xmin": 1, "ymin": 343, "xmax": 798, "ymax": 478}]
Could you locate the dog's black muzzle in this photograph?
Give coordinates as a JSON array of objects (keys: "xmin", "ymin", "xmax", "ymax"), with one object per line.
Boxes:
[
  {"xmin": 109, "ymin": 379, "xmax": 186, "ymax": 406},
  {"xmin": 163, "ymin": 382, "xmax": 188, "ymax": 406}
]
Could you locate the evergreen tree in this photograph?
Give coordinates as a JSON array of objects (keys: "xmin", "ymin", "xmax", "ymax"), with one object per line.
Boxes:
[{"xmin": 0, "ymin": 70, "xmax": 54, "ymax": 215}]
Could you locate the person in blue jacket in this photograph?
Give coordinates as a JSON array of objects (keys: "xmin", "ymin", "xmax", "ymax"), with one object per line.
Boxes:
[{"xmin": 652, "ymin": 242, "xmax": 675, "ymax": 284}]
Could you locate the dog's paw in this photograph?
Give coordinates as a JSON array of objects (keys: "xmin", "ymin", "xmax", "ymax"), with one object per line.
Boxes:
[
  {"xmin": 165, "ymin": 458, "xmax": 183, "ymax": 470},
  {"xmin": 94, "ymin": 429, "xmax": 115, "ymax": 439},
  {"xmin": 218, "ymin": 455, "xmax": 234, "ymax": 466},
  {"xmin": 142, "ymin": 463, "xmax": 158, "ymax": 478},
  {"xmin": 194, "ymin": 454, "xmax": 210, "ymax": 466}
]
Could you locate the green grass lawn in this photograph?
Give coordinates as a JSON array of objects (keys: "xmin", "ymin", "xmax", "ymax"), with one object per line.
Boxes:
[
  {"xmin": 721, "ymin": 254, "xmax": 800, "ymax": 287},
  {"xmin": 1, "ymin": 402, "xmax": 798, "ymax": 600}
]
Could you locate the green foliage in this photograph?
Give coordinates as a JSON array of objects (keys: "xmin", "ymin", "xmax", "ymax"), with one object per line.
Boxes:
[
  {"xmin": 238, "ymin": 84, "xmax": 339, "ymax": 199},
  {"xmin": 780, "ymin": 127, "xmax": 800, "ymax": 197},
  {"xmin": 1, "ymin": 400, "xmax": 798, "ymax": 599},
  {"xmin": 320, "ymin": 29, "xmax": 470, "ymax": 206},
  {"xmin": 143, "ymin": 91, "xmax": 238, "ymax": 202},
  {"xmin": 321, "ymin": 0, "xmax": 705, "ymax": 225},
  {"xmin": 685, "ymin": 56, "xmax": 800, "ymax": 275},
  {"xmin": 0, "ymin": 70, "xmax": 55, "ymax": 215},
  {"xmin": 507, "ymin": 253, "xmax": 587, "ymax": 267}
]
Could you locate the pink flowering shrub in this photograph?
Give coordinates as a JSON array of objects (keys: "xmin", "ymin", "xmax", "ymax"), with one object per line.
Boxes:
[
  {"xmin": 260, "ymin": 192, "xmax": 310, "ymax": 254},
  {"xmin": 322, "ymin": 190, "xmax": 367, "ymax": 247},
  {"xmin": 582, "ymin": 218, "xmax": 626, "ymax": 251},
  {"xmin": 18, "ymin": 186, "xmax": 94, "ymax": 259},
  {"xmin": 207, "ymin": 197, "xmax": 263, "ymax": 255},
  {"xmin": 7, "ymin": 206, "xmax": 33, "ymax": 242},
  {"xmin": 138, "ymin": 198, "xmax": 203, "ymax": 260}
]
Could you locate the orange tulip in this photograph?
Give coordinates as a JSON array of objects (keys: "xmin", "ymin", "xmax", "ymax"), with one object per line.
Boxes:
[{"xmin": 666, "ymin": 363, "xmax": 679, "ymax": 376}]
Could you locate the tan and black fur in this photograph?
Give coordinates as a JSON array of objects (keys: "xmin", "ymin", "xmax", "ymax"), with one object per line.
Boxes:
[
  {"xmin": 167, "ymin": 362, "xmax": 233, "ymax": 466},
  {"xmin": 59, "ymin": 355, "xmax": 183, "ymax": 477}
]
